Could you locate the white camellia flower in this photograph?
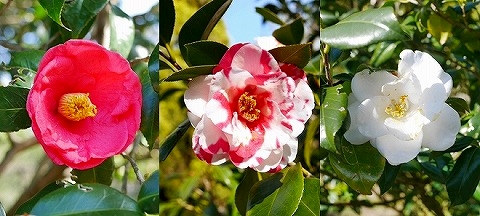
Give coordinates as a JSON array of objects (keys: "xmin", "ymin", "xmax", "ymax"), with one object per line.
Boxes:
[{"xmin": 344, "ymin": 49, "xmax": 461, "ymax": 165}]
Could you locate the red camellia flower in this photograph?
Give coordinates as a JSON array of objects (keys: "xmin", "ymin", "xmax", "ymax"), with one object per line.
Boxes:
[
  {"xmin": 184, "ymin": 43, "xmax": 314, "ymax": 172},
  {"xmin": 26, "ymin": 39, "xmax": 142, "ymax": 170}
]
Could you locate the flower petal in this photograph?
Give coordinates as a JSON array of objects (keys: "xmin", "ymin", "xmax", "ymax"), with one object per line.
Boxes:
[
  {"xmin": 357, "ymin": 96, "xmax": 390, "ymax": 139},
  {"xmin": 384, "ymin": 110, "xmax": 426, "ymax": 141},
  {"xmin": 351, "ymin": 69, "xmax": 397, "ymax": 102},
  {"xmin": 373, "ymin": 133, "xmax": 422, "ymax": 165},
  {"xmin": 422, "ymin": 104, "xmax": 460, "ymax": 151},
  {"xmin": 192, "ymin": 117, "xmax": 229, "ymax": 165},
  {"xmin": 344, "ymin": 95, "xmax": 370, "ymax": 144},
  {"xmin": 184, "ymin": 75, "xmax": 212, "ymax": 126}
]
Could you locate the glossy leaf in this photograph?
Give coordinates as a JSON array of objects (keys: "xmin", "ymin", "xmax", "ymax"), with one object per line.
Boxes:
[
  {"xmin": 0, "ymin": 86, "xmax": 31, "ymax": 132},
  {"xmin": 178, "ymin": 0, "xmax": 232, "ymax": 61},
  {"xmin": 378, "ymin": 163, "xmax": 401, "ymax": 194},
  {"xmin": 246, "ymin": 164, "xmax": 304, "ymax": 215},
  {"xmin": 427, "ymin": 13, "xmax": 452, "ymax": 45},
  {"xmin": 138, "ymin": 170, "xmax": 159, "ymax": 214},
  {"xmin": 30, "ymin": 183, "xmax": 143, "ymax": 215},
  {"xmin": 269, "ymin": 43, "xmax": 311, "ymax": 69},
  {"xmin": 184, "ymin": 40, "xmax": 228, "ymax": 66},
  {"xmin": 463, "ymin": 112, "xmax": 480, "ymax": 139},
  {"xmin": 38, "ymin": 0, "xmax": 68, "ymax": 29},
  {"xmin": 9, "ymin": 50, "xmax": 46, "ymax": 72},
  {"xmin": 149, "ymin": 44, "xmax": 160, "ymax": 93},
  {"xmin": 109, "ymin": 5, "xmax": 135, "ymax": 58},
  {"xmin": 319, "ymin": 85, "xmax": 348, "ymax": 153},
  {"xmin": 320, "ymin": 7, "xmax": 408, "ymax": 49},
  {"xmin": 293, "ymin": 178, "xmax": 320, "ymax": 216},
  {"xmin": 273, "ymin": 17, "xmax": 304, "ymax": 45},
  {"xmin": 71, "ymin": 157, "xmax": 114, "ymax": 185},
  {"xmin": 446, "ymin": 97, "xmax": 469, "ymax": 117},
  {"xmin": 443, "ymin": 135, "xmax": 474, "ymax": 153},
  {"xmin": 140, "ymin": 69, "xmax": 160, "ymax": 150},
  {"xmin": 15, "ymin": 182, "xmax": 65, "ymax": 215},
  {"xmin": 164, "ymin": 65, "xmax": 216, "ymax": 82},
  {"xmin": 235, "ymin": 168, "xmax": 260, "ymax": 216},
  {"xmin": 160, "ymin": 0, "xmax": 175, "ymax": 46},
  {"xmin": 304, "ymin": 117, "xmax": 319, "ymax": 169},
  {"xmin": 160, "ymin": 119, "xmax": 190, "ymax": 161},
  {"xmin": 329, "ymin": 138, "xmax": 385, "ymax": 194},
  {"xmin": 255, "ymin": 7, "xmax": 284, "ymax": 25},
  {"xmin": 62, "ymin": 0, "xmax": 108, "ymax": 38},
  {"xmin": 369, "ymin": 42, "xmax": 398, "ymax": 67},
  {"xmin": 303, "ymin": 54, "xmax": 320, "ymax": 75},
  {"xmin": 447, "ymin": 147, "xmax": 480, "ymax": 205}
]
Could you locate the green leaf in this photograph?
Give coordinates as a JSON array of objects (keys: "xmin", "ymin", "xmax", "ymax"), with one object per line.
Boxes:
[
  {"xmin": 320, "ymin": 7, "xmax": 408, "ymax": 49},
  {"xmin": 443, "ymin": 135, "xmax": 474, "ymax": 153},
  {"xmin": 9, "ymin": 50, "xmax": 46, "ymax": 72},
  {"xmin": 178, "ymin": 0, "xmax": 232, "ymax": 62},
  {"xmin": 38, "ymin": 0, "xmax": 69, "ymax": 30},
  {"xmin": 369, "ymin": 42, "xmax": 398, "ymax": 67},
  {"xmin": 255, "ymin": 7, "xmax": 284, "ymax": 25},
  {"xmin": 0, "ymin": 86, "xmax": 31, "ymax": 132},
  {"xmin": 247, "ymin": 164, "xmax": 304, "ymax": 216},
  {"xmin": 303, "ymin": 54, "xmax": 320, "ymax": 75},
  {"xmin": 164, "ymin": 65, "xmax": 216, "ymax": 82},
  {"xmin": 463, "ymin": 112, "xmax": 480, "ymax": 139},
  {"xmin": 15, "ymin": 182, "xmax": 65, "ymax": 215},
  {"xmin": 109, "ymin": 5, "xmax": 135, "ymax": 58},
  {"xmin": 185, "ymin": 41, "xmax": 228, "ymax": 66},
  {"xmin": 329, "ymin": 138, "xmax": 385, "ymax": 194},
  {"xmin": 293, "ymin": 178, "xmax": 320, "ymax": 216},
  {"xmin": 235, "ymin": 168, "xmax": 260, "ymax": 216},
  {"xmin": 269, "ymin": 43, "xmax": 311, "ymax": 68},
  {"xmin": 62, "ymin": 0, "xmax": 108, "ymax": 38},
  {"xmin": 319, "ymin": 85, "xmax": 348, "ymax": 152},
  {"xmin": 149, "ymin": 44, "xmax": 160, "ymax": 93},
  {"xmin": 304, "ymin": 117, "xmax": 319, "ymax": 169},
  {"xmin": 138, "ymin": 170, "xmax": 159, "ymax": 214},
  {"xmin": 273, "ymin": 17, "xmax": 304, "ymax": 45},
  {"xmin": 140, "ymin": 69, "xmax": 160, "ymax": 150},
  {"xmin": 378, "ymin": 163, "xmax": 401, "ymax": 194},
  {"xmin": 427, "ymin": 13, "xmax": 452, "ymax": 45},
  {"xmin": 447, "ymin": 147, "xmax": 480, "ymax": 205},
  {"xmin": 446, "ymin": 97, "xmax": 469, "ymax": 117},
  {"xmin": 71, "ymin": 157, "xmax": 114, "ymax": 185},
  {"xmin": 30, "ymin": 183, "xmax": 143, "ymax": 215},
  {"xmin": 160, "ymin": 0, "xmax": 175, "ymax": 46},
  {"xmin": 160, "ymin": 119, "xmax": 191, "ymax": 161}
]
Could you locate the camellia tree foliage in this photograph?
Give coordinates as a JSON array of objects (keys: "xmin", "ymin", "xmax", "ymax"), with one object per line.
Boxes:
[
  {"xmin": 321, "ymin": 0, "xmax": 480, "ymax": 215},
  {"xmin": 0, "ymin": 0, "xmax": 159, "ymax": 215},
  {"xmin": 160, "ymin": 0, "xmax": 320, "ymax": 215}
]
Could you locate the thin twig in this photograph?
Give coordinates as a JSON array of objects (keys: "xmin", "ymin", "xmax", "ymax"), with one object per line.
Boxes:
[
  {"xmin": 122, "ymin": 153, "xmax": 144, "ymax": 184},
  {"xmin": 160, "ymin": 50, "xmax": 182, "ymax": 71},
  {"xmin": 0, "ymin": 0, "xmax": 14, "ymax": 17},
  {"xmin": 0, "ymin": 135, "xmax": 38, "ymax": 175},
  {"xmin": 0, "ymin": 40, "xmax": 23, "ymax": 51},
  {"xmin": 129, "ymin": 56, "xmax": 150, "ymax": 67}
]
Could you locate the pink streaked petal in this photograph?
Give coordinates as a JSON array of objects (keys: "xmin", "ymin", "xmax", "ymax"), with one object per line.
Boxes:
[
  {"xmin": 192, "ymin": 117, "xmax": 230, "ymax": 160},
  {"xmin": 210, "ymin": 68, "xmax": 255, "ymax": 95},
  {"xmin": 214, "ymin": 43, "xmax": 246, "ymax": 74},
  {"xmin": 252, "ymin": 149, "xmax": 284, "ymax": 172},
  {"xmin": 205, "ymin": 92, "xmax": 233, "ymax": 133},
  {"xmin": 184, "ymin": 75, "xmax": 213, "ymax": 120},
  {"xmin": 284, "ymin": 80, "xmax": 315, "ymax": 136},
  {"xmin": 224, "ymin": 44, "xmax": 280, "ymax": 76}
]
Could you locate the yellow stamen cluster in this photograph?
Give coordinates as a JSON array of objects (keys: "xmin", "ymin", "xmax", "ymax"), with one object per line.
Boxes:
[
  {"xmin": 385, "ymin": 95, "xmax": 408, "ymax": 118},
  {"xmin": 238, "ymin": 92, "xmax": 260, "ymax": 122},
  {"xmin": 58, "ymin": 93, "xmax": 97, "ymax": 121}
]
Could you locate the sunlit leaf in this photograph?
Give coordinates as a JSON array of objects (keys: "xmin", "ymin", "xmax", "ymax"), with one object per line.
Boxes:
[
  {"xmin": 30, "ymin": 183, "xmax": 143, "ymax": 215},
  {"xmin": 304, "ymin": 116, "xmax": 319, "ymax": 169},
  {"xmin": 138, "ymin": 170, "xmax": 159, "ymax": 214},
  {"xmin": 109, "ymin": 5, "xmax": 135, "ymax": 58},
  {"xmin": 71, "ymin": 157, "xmax": 114, "ymax": 185},
  {"xmin": 320, "ymin": 85, "xmax": 348, "ymax": 153},
  {"xmin": 427, "ymin": 13, "xmax": 452, "ymax": 45},
  {"xmin": 273, "ymin": 17, "xmax": 304, "ymax": 45},
  {"xmin": 269, "ymin": 43, "xmax": 311, "ymax": 69},
  {"xmin": 185, "ymin": 40, "xmax": 228, "ymax": 66},
  {"xmin": 9, "ymin": 50, "xmax": 46, "ymax": 72},
  {"xmin": 255, "ymin": 7, "xmax": 284, "ymax": 25},
  {"xmin": 178, "ymin": 0, "xmax": 232, "ymax": 63},
  {"xmin": 0, "ymin": 86, "xmax": 31, "ymax": 132},
  {"xmin": 38, "ymin": 0, "xmax": 69, "ymax": 30},
  {"xmin": 320, "ymin": 7, "xmax": 408, "ymax": 49},
  {"xmin": 293, "ymin": 178, "xmax": 320, "ymax": 216},
  {"xmin": 160, "ymin": 0, "xmax": 175, "ymax": 46},
  {"xmin": 303, "ymin": 54, "xmax": 320, "ymax": 75},
  {"xmin": 247, "ymin": 164, "xmax": 304, "ymax": 215},
  {"xmin": 369, "ymin": 42, "xmax": 398, "ymax": 67},
  {"xmin": 164, "ymin": 65, "xmax": 216, "ymax": 82},
  {"xmin": 15, "ymin": 182, "xmax": 65, "ymax": 215},
  {"xmin": 62, "ymin": 0, "xmax": 108, "ymax": 38},
  {"xmin": 329, "ymin": 138, "xmax": 385, "ymax": 194},
  {"xmin": 447, "ymin": 147, "xmax": 480, "ymax": 205}
]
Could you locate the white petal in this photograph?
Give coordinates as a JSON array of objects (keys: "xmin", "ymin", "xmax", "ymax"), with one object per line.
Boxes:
[
  {"xmin": 418, "ymin": 83, "xmax": 448, "ymax": 120},
  {"xmin": 357, "ymin": 96, "xmax": 390, "ymax": 139},
  {"xmin": 344, "ymin": 95, "xmax": 369, "ymax": 144},
  {"xmin": 205, "ymin": 92, "xmax": 233, "ymax": 134},
  {"xmin": 192, "ymin": 117, "xmax": 229, "ymax": 165},
  {"xmin": 351, "ymin": 69, "xmax": 397, "ymax": 102},
  {"xmin": 184, "ymin": 75, "xmax": 212, "ymax": 121},
  {"xmin": 285, "ymin": 79, "xmax": 315, "ymax": 136},
  {"xmin": 422, "ymin": 104, "xmax": 460, "ymax": 151},
  {"xmin": 399, "ymin": 50, "xmax": 444, "ymax": 81},
  {"xmin": 374, "ymin": 133, "xmax": 422, "ymax": 165},
  {"xmin": 384, "ymin": 110, "xmax": 426, "ymax": 141}
]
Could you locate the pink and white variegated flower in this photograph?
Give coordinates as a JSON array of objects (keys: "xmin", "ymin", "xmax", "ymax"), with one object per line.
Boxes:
[{"xmin": 184, "ymin": 43, "xmax": 314, "ymax": 172}]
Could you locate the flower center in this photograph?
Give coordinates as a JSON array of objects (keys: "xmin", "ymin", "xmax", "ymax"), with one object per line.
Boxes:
[
  {"xmin": 385, "ymin": 95, "xmax": 408, "ymax": 118},
  {"xmin": 238, "ymin": 92, "xmax": 260, "ymax": 122},
  {"xmin": 58, "ymin": 93, "xmax": 97, "ymax": 121}
]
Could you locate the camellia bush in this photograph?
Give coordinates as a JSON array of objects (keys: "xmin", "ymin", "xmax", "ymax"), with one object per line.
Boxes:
[
  {"xmin": 0, "ymin": 0, "xmax": 159, "ymax": 215},
  {"xmin": 321, "ymin": 0, "xmax": 480, "ymax": 215},
  {"xmin": 160, "ymin": 0, "xmax": 320, "ymax": 215}
]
